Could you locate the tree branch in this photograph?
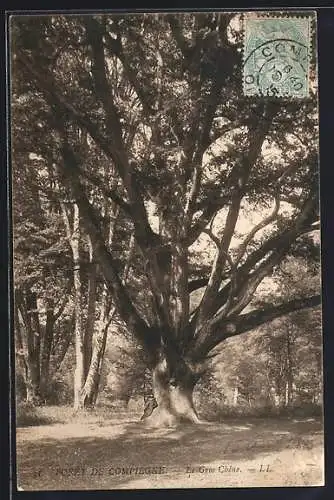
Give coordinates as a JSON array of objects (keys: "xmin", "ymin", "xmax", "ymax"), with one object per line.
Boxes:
[
  {"xmin": 188, "ymin": 277, "xmax": 209, "ymax": 293},
  {"xmin": 209, "ymin": 209, "xmax": 318, "ymax": 323},
  {"xmin": 192, "ymin": 185, "xmax": 319, "ymax": 333},
  {"xmin": 236, "ymin": 193, "xmax": 319, "ymax": 280},
  {"xmin": 84, "ymin": 18, "xmax": 124, "ymax": 148},
  {"xmin": 216, "ymin": 244, "xmax": 290, "ymax": 323},
  {"xmin": 195, "ymin": 104, "xmax": 278, "ymax": 326},
  {"xmin": 222, "ymin": 295, "xmax": 321, "ymax": 342},
  {"xmin": 234, "ymin": 190, "xmax": 280, "ymax": 266}
]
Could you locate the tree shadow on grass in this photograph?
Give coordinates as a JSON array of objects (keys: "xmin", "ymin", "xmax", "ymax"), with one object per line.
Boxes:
[{"xmin": 16, "ymin": 417, "xmax": 323, "ymax": 490}]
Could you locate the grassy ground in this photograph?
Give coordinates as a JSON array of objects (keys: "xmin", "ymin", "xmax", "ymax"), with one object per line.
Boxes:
[{"xmin": 16, "ymin": 406, "xmax": 324, "ymax": 490}]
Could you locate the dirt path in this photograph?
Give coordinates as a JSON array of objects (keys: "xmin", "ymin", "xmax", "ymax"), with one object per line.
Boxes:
[{"xmin": 16, "ymin": 417, "xmax": 324, "ymax": 490}]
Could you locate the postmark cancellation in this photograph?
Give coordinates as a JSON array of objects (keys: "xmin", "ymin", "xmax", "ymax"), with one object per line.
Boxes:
[{"xmin": 243, "ymin": 14, "xmax": 313, "ymax": 98}]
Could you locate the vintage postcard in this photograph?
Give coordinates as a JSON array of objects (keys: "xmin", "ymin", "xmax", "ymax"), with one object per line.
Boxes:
[{"xmin": 10, "ymin": 10, "xmax": 323, "ymax": 490}]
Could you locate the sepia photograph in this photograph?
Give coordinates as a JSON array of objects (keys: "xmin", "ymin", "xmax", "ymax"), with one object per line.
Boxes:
[{"xmin": 10, "ymin": 10, "xmax": 323, "ymax": 490}]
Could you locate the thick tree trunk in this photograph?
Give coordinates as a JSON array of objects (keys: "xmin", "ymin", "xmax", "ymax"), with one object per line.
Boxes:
[{"xmin": 143, "ymin": 355, "xmax": 202, "ymax": 427}]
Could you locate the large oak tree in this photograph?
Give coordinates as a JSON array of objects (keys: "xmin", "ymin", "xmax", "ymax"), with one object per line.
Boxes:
[{"xmin": 11, "ymin": 13, "xmax": 320, "ymax": 425}]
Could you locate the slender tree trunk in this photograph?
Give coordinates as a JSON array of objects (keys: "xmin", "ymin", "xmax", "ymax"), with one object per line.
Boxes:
[
  {"xmin": 80, "ymin": 204, "xmax": 119, "ymax": 407},
  {"xmin": 285, "ymin": 326, "xmax": 294, "ymax": 407},
  {"xmin": 39, "ymin": 300, "xmax": 55, "ymax": 400},
  {"xmin": 269, "ymin": 386, "xmax": 280, "ymax": 408},
  {"xmin": 143, "ymin": 349, "xmax": 203, "ymax": 427},
  {"xmin": 84, "ymin": 236, "xmax": 97, "ymax": 378},
  {"xmin": 15, "ymin": 291, "xmax": 57, "ymax": 404},
  {"xmin": 233, "ymin": 385, "xmax": 239, "ymax": 406},
  {"xmin": 14, "ymin": 299, "xmax": 29, "ymax": 400},
  {"xmin": 25, "ymin": 308, "xmax": 41, "ymax": 403},
  {"xmin": 52, "ymin": 316, "xmax": 74, "ymax": 374},
  {"xmin": 80, "ymin": 283, "xmax": 115, "ymax": 407},
  {"xmin": 80, "ymin": 320, "xmax": 108, "ymax": 407},
  {"xmin": 27, "ymin": 292, "xmax": 42, "ymax": 402},
  {"xmin": 19, "ymin": 291, "xmax": 42, "ymax": 404},
  {"xmin": 315, "ymin": 350, "xmax": 322, "ymax": 404},
  {"xmin": 72, "ymin": 205, "xmax": 85, "ymax": 410},
  {"xmin": 61, "ymin": 201, "xmax": 85, "ymax": 410}
]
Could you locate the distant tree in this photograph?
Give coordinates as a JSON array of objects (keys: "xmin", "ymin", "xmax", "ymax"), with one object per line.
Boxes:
[{"xmin": 12, "ymin": 13, "xmax": 320, "ymax": 425}]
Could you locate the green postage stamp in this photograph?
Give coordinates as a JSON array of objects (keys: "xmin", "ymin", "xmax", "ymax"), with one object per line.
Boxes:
[{"xmin": 243, "ymin": 15, "xmax": 312, "ymax": 98}]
